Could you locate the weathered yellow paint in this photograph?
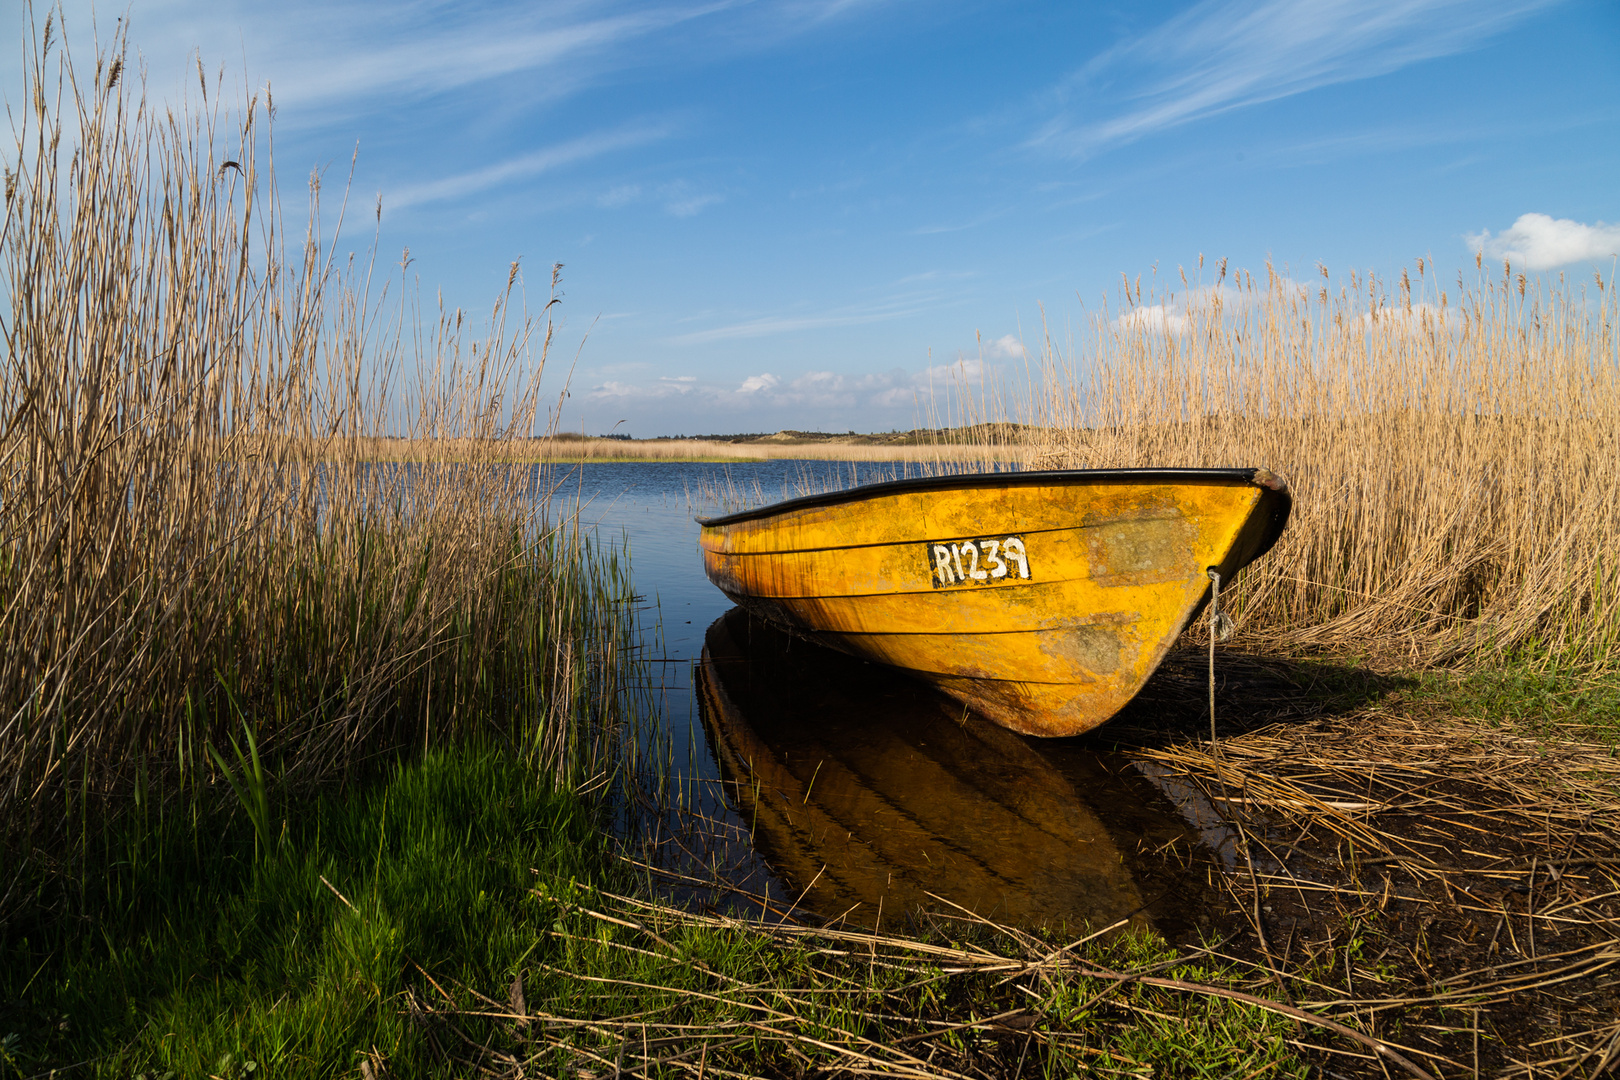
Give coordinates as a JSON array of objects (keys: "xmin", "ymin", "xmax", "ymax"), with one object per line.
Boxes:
[{"xmin": 699, "ymin": 469, "xmax": 1291, "ymax": 737}]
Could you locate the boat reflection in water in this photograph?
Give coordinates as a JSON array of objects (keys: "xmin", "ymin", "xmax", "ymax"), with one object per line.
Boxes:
[{"xmin": 696, "ymin": 607, "xmax": 1222, "ymax": 935}]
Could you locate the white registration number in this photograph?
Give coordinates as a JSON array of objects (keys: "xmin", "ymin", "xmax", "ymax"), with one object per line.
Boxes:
[{"xmin": 926, "ymin": 535, "xmax": 1031, "ymax": 589}]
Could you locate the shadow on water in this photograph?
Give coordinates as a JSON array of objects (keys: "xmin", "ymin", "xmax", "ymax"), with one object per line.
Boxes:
[{"xmin": 695, "ymin": 608, "xmax": 1233, "ymax": 938}]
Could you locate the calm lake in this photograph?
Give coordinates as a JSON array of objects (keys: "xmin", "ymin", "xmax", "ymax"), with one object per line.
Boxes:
[{"xmin": 559, "ymin": 460, "xmax": 1232, "ymax": 937}]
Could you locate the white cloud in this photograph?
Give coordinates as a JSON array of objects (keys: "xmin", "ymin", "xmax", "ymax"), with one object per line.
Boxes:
[
  {"xmin": 1034, "ymin": 0, "xmax": 1553, "ymax": 157},
  {"xmin": 986, "ymin": 334, "xmax": 1027, "ymax": 359},
  {"xmin": 1108, "ymin": 283, "xmax": 1247, "ymax": 333},
  {"xmin": 737, "ymin": 373, "xmax": 780, "ymax": 393},
  {"xmin": 790, "ymin": 371, "xmax": 842, "ymax": 391},
  {"xmin": 1360, "ymin": 301, "xmax": 1457, "ymax": 336},
  {"xmin": 1468, "ymin": 213, "xmax": 1620, "ymax": 271},
  {"xmin": 588, "ymin": 376, "xmax": 697, "ymax": 400},
  {"xmin": 1115, "ymin": 305, "xmax": 1187, "ymax": 334},
  {"xmin": 588, "ymin": 380, "xmax": 642, "ymax": 399},
  {"xmin": 920, "ymin": 356, "xmax": 987, "ymax": 384}
]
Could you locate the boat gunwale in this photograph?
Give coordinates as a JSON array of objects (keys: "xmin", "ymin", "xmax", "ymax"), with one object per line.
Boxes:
[{"xmin": 694, "ymin": 466, "xmax": 1280, "ymax": 528}]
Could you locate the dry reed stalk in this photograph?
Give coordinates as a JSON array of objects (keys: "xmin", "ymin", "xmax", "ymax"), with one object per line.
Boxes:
[
  {"xmin": 415, "ymin": 885, "xmax": 1458, "ymax": 1080},
  {"xmin": 1116, "ymin": 698, "xmax": 1620, "ymax": 1073},
  {"xmin": 1022, "ymin": 258, "xmax": 1620, "ymax": 670},
  {"xmin": 0, "ymin": 20, "xmax": 629, "ymax": 880},
  {"xmin": 621, "ymin": 647, "xmax": 1620, "ymax": 1078}
]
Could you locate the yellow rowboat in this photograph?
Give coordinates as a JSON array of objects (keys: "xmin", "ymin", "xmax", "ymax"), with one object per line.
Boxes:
[{"xmin": 698, "ymin": 468, "xmax": 1290, "ymax": 737}]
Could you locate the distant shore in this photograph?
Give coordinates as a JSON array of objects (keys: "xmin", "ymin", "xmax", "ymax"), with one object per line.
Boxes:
[{"xmin": 356, "ymin": 424, "xmax": 1031, "ymax": 463}]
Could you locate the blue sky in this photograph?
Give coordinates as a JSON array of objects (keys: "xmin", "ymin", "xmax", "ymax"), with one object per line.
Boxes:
[{"xmin": 6, "ymin": 0, "xmax": 1618, "ymax": 435}]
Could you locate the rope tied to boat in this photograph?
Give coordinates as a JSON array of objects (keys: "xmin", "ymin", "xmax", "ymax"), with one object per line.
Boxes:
[{"xmin": 1208, "ymin": 568, "xmax": 1222, "ymax": 746}]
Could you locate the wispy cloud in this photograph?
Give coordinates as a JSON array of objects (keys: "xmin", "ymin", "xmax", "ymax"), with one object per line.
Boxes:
[
  {"xmin": 597, "ymin": 183, "xmax": 643, "ymax": 208},
  {"xmin": 1032, "ymin": 0, "xmax": 1554, "ymax": 157},
  {"xmin": 3, "ymin": 3, "xmax": 712, "ymax": 126},
  {"xmin": 14, "ymin": 0, "xmax": 890, "ymax": 130},
  {"xmin": 666, "ymin": 304, "xmax": 925, "ymax": 345},
  {"xmin": 183, "ymin": 3, "xmax": 746, "ymax": 118},
  {"xmin": 894, "ymin": 269, "xmax": 977, "ymax": 285},
  {"xmin": 584, "ymin": 356, "xmax": 990, "ymax": 411},
  {"xmin": 263, "ymin": 8, "xmax": 697, "ymax": 112},
  {"xmin": 590, "ymin": 179, "xmax": 725, "ymax": 216},
  {"xmin": 386, "ymin": 123, "xmax": 673, "ymax": 211},
  {"xmin": 1468, "ymin": 213, "xmax": 1620, "ymax": 271},
  {"xmin": 661, "ymin": 182, "xmax": 726, "ymax": 217},
  {"xmin": 667, "ymin": 193, "xmax": 723, "ymax": 217},
  {"xmin": 911, "ymin": 208, "xmax": 1008, "ymax": 235}
]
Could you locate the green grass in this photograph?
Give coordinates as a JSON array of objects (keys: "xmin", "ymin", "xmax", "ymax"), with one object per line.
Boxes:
[
  {"xmin": 1413, "ymin": 665, "xmax": 1620, "ymax": 741},
  {"xmin": 478, "ymin": 911, "xmax": 1311, "ymax": 1078},
  {"xmin": 1044, "ymin": 933, "xmax": 1307, "ymax": 1078},
  {"xmin": 1270, "ymin": 651, "xmax": 1620, "ymax": 744},
  {"xmin": 1, "ymin": 741, "xmax": 1310, "ymax": 1079},
  {"xmin": 2, "ymin": 517, "xmax": 642, "ymax": 910},
  {"xmin": 1, "ymin": 746, "xmax": 611, "ymax": 1078}
]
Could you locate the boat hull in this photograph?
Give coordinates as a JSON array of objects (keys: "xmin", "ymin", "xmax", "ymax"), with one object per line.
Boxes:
[{"xmin": 698, "ymin": 468, "xmax": 1290, "ymax": 737}]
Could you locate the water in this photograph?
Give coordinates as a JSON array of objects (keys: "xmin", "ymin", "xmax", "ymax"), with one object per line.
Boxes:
[
  {"xmin": 559, "ymin": 459, "xmax": 1229, "ymax": 937},
  {"xmin": 553, "ymin": 459, "xmax": 917, "ymax": 792}
]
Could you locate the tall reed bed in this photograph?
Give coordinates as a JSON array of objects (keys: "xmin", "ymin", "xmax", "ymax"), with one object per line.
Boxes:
[
  {"xmin": 1025, "ymin": 259, "xmax": 1619, "ymax": 670},
  {"xmin": 0, "ymin": 21, "xmax": 635, "ymax": 912}
]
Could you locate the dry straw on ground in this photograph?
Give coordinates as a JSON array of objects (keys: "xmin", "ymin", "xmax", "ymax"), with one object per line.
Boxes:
[
  {"xmin": 1138, "ymin": 708, "xmax": 1620, "ymax": 1076},
  {"xmin": 1021, "ymin": 258, "xmax": 1619, "ymax": 672},
  {"xmin": 414, "ymin": 824, "xmax": 1620, "ymax": 1080}
]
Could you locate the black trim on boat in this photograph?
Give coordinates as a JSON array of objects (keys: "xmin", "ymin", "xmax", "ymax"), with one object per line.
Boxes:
[
  {"xmin": 698, "ymin": 466, "xmax": 1293, "ymax": 570},
  {"xmin": 697, "ymin": 467, "xmax": 1274, "ymax": 526}
]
